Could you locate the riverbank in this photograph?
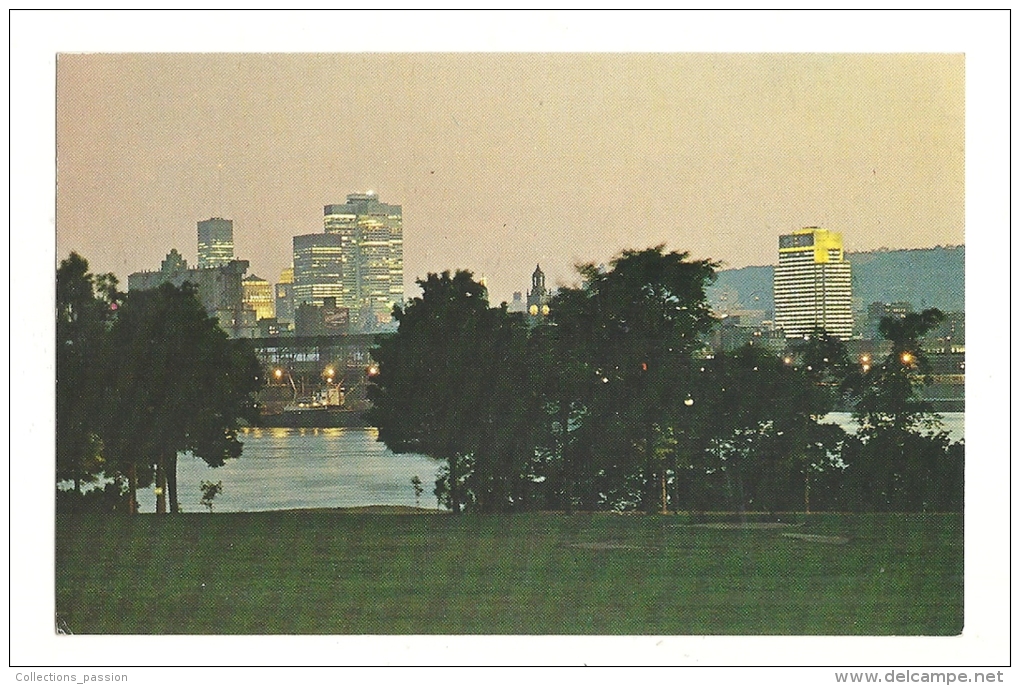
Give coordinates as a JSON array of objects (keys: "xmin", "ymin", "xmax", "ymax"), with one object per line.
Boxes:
[{"xmin": 56, "ymin": 511, "xmax": 962, "ymax": 635}]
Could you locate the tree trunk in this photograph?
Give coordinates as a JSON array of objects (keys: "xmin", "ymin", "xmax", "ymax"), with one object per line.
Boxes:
[
  {"xmin": 72, "ymin": 474, "xmax": 82, "ymax": 516},
  {"xmin": 562, "ymin": 405, "xmax": 574, "ymax": 515},
  {"xmin": 168, "ymin": 452, "xmax": 179, "ymax": 514},
  {"xmin": 127, "ymin": 462, "xmax": 138, "ymax": 515},
  {"xmin": 804, "ymin": 469, "xmax": 811, "ymax": 515},
  {"xmin": 672, "ymin": 453, "xmax": 683, "ymax": 515},
  {"xmin": 449, "ymin": 454, "xmax": 461, "ymax": 515},
  {"xmin": 155, "ymin": 454, "xmax": 167, "ymax": 515},
  {"xmin": 643, "ymin": 423, "xmax": 657, "ymax": 514}
]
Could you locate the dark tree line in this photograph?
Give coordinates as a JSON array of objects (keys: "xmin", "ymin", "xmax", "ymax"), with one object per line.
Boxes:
[
  {"xmin": 369, "ymin": 246, "xmax": 963, "ymax": 514},
  {"xmin": 56, "ymin": 253, "xmax": 263, "ymax": 514}
]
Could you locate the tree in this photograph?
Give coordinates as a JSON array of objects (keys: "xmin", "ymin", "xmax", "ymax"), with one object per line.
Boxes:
[
  {"xmin": 544, "ymin": 246, "xmax": 719, "ymax": 512},
  {"xmin": 695, "ymin": 346, "xmax": 845, "ymax": 515},
  {"xmin": 411, "ymin": 475, "xmax": 424, "ymax": 507},
  {"xmin": 851, "ymin": 309, "xmax": 945, "ymax": 432},
  {"xmin": 101, "ymin": 282, "xmax": 262, "ymax": 514},
  {"xmin": 529, "ymin": 292, "xmax": 601, "ymax": 513},
  {"xmin": 367, "ymin": 270, "xmax": 492, "ymax": 514},
  {"xmin": 199, "ymin": 480, "xmax": 223, "ymax": 512},
  {"xmin": 56, "ymin": 253, "xmax": 120, "ymax": 507},
  {"xmin": 843, "ymin": 308, "xmax": 963, "ymax": 512},
  {"xmin": 464, "ymin": 306, "xmax": 545, "ymax": 513}
]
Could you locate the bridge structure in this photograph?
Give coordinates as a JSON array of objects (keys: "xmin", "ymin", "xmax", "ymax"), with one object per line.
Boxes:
[{"xmin": 247, "ymin": 332, "xmax": 390, "ymax": 409}]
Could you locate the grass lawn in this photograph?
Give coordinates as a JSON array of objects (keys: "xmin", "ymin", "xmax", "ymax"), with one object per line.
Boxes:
[{"xmin": 55, "ymin": 511, "xmax": 963, "ymax": 635}]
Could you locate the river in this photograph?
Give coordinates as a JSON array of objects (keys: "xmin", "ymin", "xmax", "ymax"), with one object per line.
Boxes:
[
  {"xmin": 137, "ymin": 427, "xmax": 441, "ymax": 514},
  {"xmin": 136, "ymin": 414, "xmax": 964, "ymax": 514}
]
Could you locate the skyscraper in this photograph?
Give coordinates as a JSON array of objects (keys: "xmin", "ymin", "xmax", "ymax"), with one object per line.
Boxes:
[
  {"xmin": 324, "ymin": 192, "xmax": 403, "ymax": 326},
  {"xmin": 292, "ymin": 233, "xmax": 344, "ymax": 308},
  {"xmin": 773, "ymin": 227, "xmax": 853, "ymax": 340},
  {"xmin": 275, "ymin": 266, "xmax": 295, "ymax": 325},
  {"xmin": 242, "ymin": 274, "xmax": 275, "ymax": 322},
  {"xmin": 197, "ymin": 217, "xmax": 234, "ymax": 268}
]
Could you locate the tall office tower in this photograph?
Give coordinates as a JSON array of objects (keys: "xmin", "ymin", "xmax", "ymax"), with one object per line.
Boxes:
[
  {"xmin": 292, "ymin": 233, "xmax": 344, "ymax": 308},
  {"xmin": 242, "ymin": 274, "xmax": 275, "ymax": 321},
  {"xmin": 773, "ymin": 227, "xmax": 853, "ymax": 341},
  {"xmin": 323, "ymin": 192, "xmax": 403, "ymax": 325},
  {"xmin": 275, "ymin": 266, "xmax": 295, "ymax": 325},
  {"xmin": 197, "ymin": 217, "xmax": 234, "ymax": 268}
]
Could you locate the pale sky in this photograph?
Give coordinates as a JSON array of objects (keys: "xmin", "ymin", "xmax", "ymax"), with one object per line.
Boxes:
[{"xmin": 55, "ymin": 51, "xmax": 964, "ymax": 305}]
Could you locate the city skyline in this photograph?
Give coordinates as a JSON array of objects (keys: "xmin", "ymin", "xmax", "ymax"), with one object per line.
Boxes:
[{"xmin": 55, "ymin": 51, "xmax": 964, "ymax": 305}]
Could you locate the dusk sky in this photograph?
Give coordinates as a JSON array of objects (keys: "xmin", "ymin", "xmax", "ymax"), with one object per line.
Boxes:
[{"xmin": 56, "ymin": 51, "xmax": 964, "ymax": 305}]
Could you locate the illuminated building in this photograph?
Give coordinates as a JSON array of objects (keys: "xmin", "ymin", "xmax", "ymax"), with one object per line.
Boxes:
[
  {"xmin": 292, "ymin": 233, "xmax": 344, "ymax": 308},
  {"xmin": 197, "ymin": 217, "xmax": 234, "ymax": 268},
  {"xmin": 773, "ymin": 227, "xmax": 853, "ymax": 340},
  {"xmin": 323, "ymin": 192, "xmax": 403, "ymax": 327},
  {"xmin": 242, "ymin": 274, "xmax": 275, "ymax": 321},
  {"xmin": 275, "ymin": 266, "xmax": 295, "ymax": 325}
]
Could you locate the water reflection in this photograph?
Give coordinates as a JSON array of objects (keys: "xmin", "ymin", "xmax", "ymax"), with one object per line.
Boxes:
[{"xmin": 137, "ymin": 427, "xmax": 440, "ymax": 514}]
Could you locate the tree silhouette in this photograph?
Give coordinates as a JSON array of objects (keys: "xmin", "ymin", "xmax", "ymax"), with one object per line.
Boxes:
[
  {"xmin": 56, "ymin": 253, "xmax": 120, "ymax": 508},
  {"xmin": 547, "ymin": 246, "xmax": 719, "ymax": 512},
  {"xmin": 843, "ymin": 308, "xmax": 962, "ymax": 512},
  {"xmin": 368, "ymin": 270, "xmax": 492, "ymax": 514},
  {"xmin": 102, "ymin": 282, "xmax": 262, "ymax": 513}
]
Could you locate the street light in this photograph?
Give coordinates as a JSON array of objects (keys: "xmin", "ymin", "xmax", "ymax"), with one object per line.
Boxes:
[{"xmin": 322, "ymin": 366, "xmax": 342, "ymax": 407}]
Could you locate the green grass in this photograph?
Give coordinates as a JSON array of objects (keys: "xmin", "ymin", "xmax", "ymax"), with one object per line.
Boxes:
[{"xmin": 55, "ymin": 511, "xmax": 963, "ymax": 635}]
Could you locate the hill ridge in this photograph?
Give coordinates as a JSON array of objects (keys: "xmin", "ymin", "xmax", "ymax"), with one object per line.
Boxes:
[{"xmin": 708, "ymin": 245, "xmax": 964, "ymax": 314}]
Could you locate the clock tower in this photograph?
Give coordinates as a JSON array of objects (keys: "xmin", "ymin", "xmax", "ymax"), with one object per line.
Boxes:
[{"xmin": 526, "ymin": 264, "xmax": 550, "ymax": 320}]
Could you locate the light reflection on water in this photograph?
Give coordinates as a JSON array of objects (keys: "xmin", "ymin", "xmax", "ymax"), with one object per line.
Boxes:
[{"xmin": 137, "ymin": 427, "xmax": 441, "ymax": 514}]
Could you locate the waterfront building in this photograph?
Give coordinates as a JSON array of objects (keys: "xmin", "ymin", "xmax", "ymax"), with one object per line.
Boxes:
[
  {"xmin": 292, "ymin": 233, "xmax": 344, "ymax": 308},
  {"xmin": 323, "ymin": 192, "xmax": 403, "ymax": 327},
  {"xmin": 128, "ymin": 249, "xmax": 250, "ymax": 337},
  {"xmin": 773, "ymin": 227, "xmax": 853, "ymax": 340},
  {"xmin": 197, "ymin": 217, "xmax": 234, "ymax": 268},
  {"xmin": 242, "ymin": 274, "xmax": 275, "ymax": 322}
]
